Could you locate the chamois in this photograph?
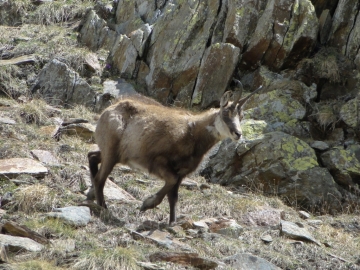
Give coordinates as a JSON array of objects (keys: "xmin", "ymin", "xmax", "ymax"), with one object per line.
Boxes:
[{"xmin": 87, "ymin": 81, "xmax": 263, "ymax": 224}]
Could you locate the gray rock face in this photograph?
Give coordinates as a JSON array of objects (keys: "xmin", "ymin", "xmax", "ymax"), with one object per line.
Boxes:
[
  {"xmin": 320, "ymin": 148, "xmax": 360, "ymax": 186},
  {"xmin": 30, "ymin": 150, "xmax": 61, "ymax": 166},
  {"xmin": 95, "ymin": 79, "xmax": 138, "ymax": 112},
  {"xmin": 203, "ymin": 132, "xmax": 342, "ymax": 210},
  {"xmin": 0, "ymin": 234, "xmax": 44, "ymax": 252},
  {"xmin": 32, "ymin": 59, "xmax": 96, "ymax": 108},
  {"xmin": 223, "ymin": 253, "xmax": 281, "ymax": 270},
  {"xmin": 79, "ymin": 10, "xmax": 116, "ymax": 51},
  {"xmin": 0, "ymin": 158, "xmax": 48, "ymax": 178},
  {"xmin": 240, "ymin": 0, "xmax": 318, "ymax": 70},
  {"xmin": 115, "ymin": 0, "xmax": 158, "ymax": 34},
  {"xmin": 145, "ymin": 0, "xmax": 219, "ymax": 104},
  {"xmin": 192, "ymin": 43, "xmax": 240, "ymax": 108},
  {"xmin": 340, "ymin": 97, "xmax": 360, "ymax": 129},
  {"xmin": 110, "ymin": 34, "xmax": 138, "ymax": 79},
  {"xmin": 328, "ymin": 0, "xmax": 359, "ymax": 57},
  {"xmin": 47, "ymin": 206, "xmax": 91, "ymax": 227},
  {"xmin": 280, "ymin": 220, "xmax": 321, "ymax": 246}
]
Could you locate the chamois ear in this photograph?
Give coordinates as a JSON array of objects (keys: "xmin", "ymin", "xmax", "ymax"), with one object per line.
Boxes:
[{"xmin": 220, "ymin": 91, "xmax": 232, "ymax": 107}]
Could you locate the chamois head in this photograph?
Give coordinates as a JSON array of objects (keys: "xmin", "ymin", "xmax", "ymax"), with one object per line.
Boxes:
[{"xmin": 216, "ymin": 81, "xmax": 263, "ymax": 141}]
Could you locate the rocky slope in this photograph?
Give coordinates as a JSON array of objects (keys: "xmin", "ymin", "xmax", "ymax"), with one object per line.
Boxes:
[{"xmin": 0, "ymin": 0, "xmax": 360, "ymax": 269}]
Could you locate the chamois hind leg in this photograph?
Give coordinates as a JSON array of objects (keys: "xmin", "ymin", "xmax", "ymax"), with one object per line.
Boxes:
[
  {"xmin": 140, "ymin": 157, "xmax": 178, "ymax": 213},
  {"xmin": 87, "ymin": 150, "xmax": 101, "ymax": 201},
  {"xmin": 93, "ymin": 155, "xmax": 117, "ymax": 209},
  {"xmin": 167, "ymin": 179, "xmax": 182, "ymax": 224}
]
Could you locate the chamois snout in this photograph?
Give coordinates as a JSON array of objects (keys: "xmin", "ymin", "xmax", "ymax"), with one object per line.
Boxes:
[{"xmin": 232, "ymin": 130, "xmax": 242, "ymax": 141}]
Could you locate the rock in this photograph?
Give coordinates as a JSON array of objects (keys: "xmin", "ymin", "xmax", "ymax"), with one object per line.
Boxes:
[
  {"xmin": 0, "ymin": 54, "xmax": 36, "ymax": 66},
  {"xmin": 298, "ymin": 210, "xmax": 311, "ymax": 219},
  {"xmin": 181, "ymin": 178, "xmax": 198, "ymax": 190},
  {"xmin": 134, "ymin": 230, "xmax": 191, "ymax": 250},
  {"xmin": 30, "ymin": 150, "xmax": 61, "ymax": 166},
  {"xmin": 320, "ymin": 148, "xmax": 360, "ymax": 186},
  {"xmin": 240, "ymin": 0, "xmax": 318, "ymax": 70},
  {"xmin": 79, "ymin": 10, "xmax": 116, "ymax": 51},
  {"xmin": 59, "ymin": 123, "xmax": 95, "ymax": 141},
  {"xmin": 115, "ymin": 0, "xmax": 157, "ymax": 34},
  {"xmin": 84, "ymin": 175, "xmax": 137, "ymax": 202},
  {"xmin": 110, "ymin": 34, "xmax": 138, "ymax": 79},
  {"xmin": 340, "ymin": 97, "xmax": 360, "ymax": 129},
  {"xmin": 307, "ymin": 220, "xmax": 323, "ymax": 227},
  {"xmin": 208, "ymin": 218, "xmax": 243, "ymax": 238},
  {"xmin": 319, "ymin": 9, "xmax": 332, "ymax": 45},
  {"xmin": 328, "ymin": 0, "xmax": 359, "ymax": 57},
  {"xmin": 242, "ymin": 208, "xmax": 282, "ymax": 227},
  {"xmin": 0, "ymin": 244, "xmax": 8, "ymax": 263},
  {"xmin": 280, "ymin": 220, "xmax": 321, "ymax": 246},
  {"xmin": 244, "ymin": 88, "xmax": 306, "ymax": 124},
  {"xmin": 129, "ymin": 24, "xmax": 152, "ymax": 58},
  {"xmin": 0, "ymin": 116, "xmax": 16, "ymax": 125},
  {"xmin": 84, "ymin": 53, "xmax": 101, "ymax": 74},
  {"xmin": 241, "ymin": 66, "xmax": 283, "ymax": 92},
  {"xmin": 47, "ymin": 206, "xmax": 91, "ymax": 227},
  {"xmin": 310, "ymin": 141, "xmax": 329, "ymax": 151},
  {"xmin": 149, "ymin": 251, "xmax": 218, "ymax": 270},
  {"xmin": 215, "ymin": 0, "xmax": 265, "ymax": 50},
  {"xmin": 191, "ymin": 43, "xmax": 240, "ymax": 108},
  {"xmin": 137, "ymin": 261, "xmax": 165, "ymax": 270},
  {"xmin": 31, "ymin": 59, "xmax": 96, "ymax": 108},
  {"xmin": 0, "ymin": 234, "xmax": 44, "ymax": 252},
  {"xmin": 0, "ymin": 192, "xmax": 13, "ymax": 207},
  {"xmin": 2, "ymin": 221, "xmax": 49, "ymax": 245},
  {"xmin": 261, "ymin": 235, "xmax": 273, "ymax": 243},
  {"xmin": 146, "ymin": 0, "xmax": 219, "ymax": 105},
  {"xmin": 0, "ymin": 158, "xmax": 48, "ymax": 178},
  {"xmin": 203, "ymin": 132, "xmax": 342, "ymax": 210},
  {"xmin": 223, "ymin": 253, "xmax": 281, "ymax": 270},
  {"xmin": 95, "ymin": 79, "xmax": 137, "ymax": 112}
]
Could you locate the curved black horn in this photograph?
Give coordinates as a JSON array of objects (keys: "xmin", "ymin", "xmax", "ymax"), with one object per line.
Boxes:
[
  {"xmin": 230, "ymin": 80, "xmax": 243, "ymax": 109},
  {"xmin": 237, "ymin": 85, "xmax": 263, "ymax": 108}
]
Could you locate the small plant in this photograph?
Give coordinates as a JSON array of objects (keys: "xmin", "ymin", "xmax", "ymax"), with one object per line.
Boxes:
[
  {"xmin": 73, "ymin": 246, "xmax": 142, "ymax": 270},
  {"xmin": 14, "ymin": 184, "xmax": 59, "ymax": 214},
  {"xmin": 11, "ymin": 260, "xmax": 65, "ymax": 270},
  {"xmin": 17, "ymin": 99, "xmax": 50, "ymax": 125}
]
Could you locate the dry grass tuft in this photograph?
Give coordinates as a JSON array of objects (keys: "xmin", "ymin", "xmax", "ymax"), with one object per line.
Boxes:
[
  {"xmin": 312, "ymin": 102, "xmax": 339, "ymax": 130},
  {"xmin": 28, "ymin": 1, "xmax": 93, "ymax": 25},
  {"xmin": 11, "ymin": 260, "xmax": 66, "ymax": 270},
  {"xmin": 313, "ymin": 48, "xmax": 342, "ymax": 83},
  {"xmin": 73, "ymin": 246, "xmax": 142, "ymax": 270},
  {"xmin": 14, "ymin": 184, "xmax": 59, "ymax": 213},
  {"xmin": 16, "ymin": 99, "xmax": 50, "ymax": 125}
]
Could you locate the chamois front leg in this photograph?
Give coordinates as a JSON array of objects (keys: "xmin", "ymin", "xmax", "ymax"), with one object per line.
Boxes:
[
  {"xmin": 92, "ymin": 153, "xmax": 117, "ymax": 209},
  {"xmin": 140, "ymin": 157, "xmax": 179, "ymax": 214},
  {"xmin": 86, "ymin": 150, "xmax": 101, "ymax": 201},
  {"xmin": 167, "ymin": 180, "xmax": 182, "ymax": 224}
]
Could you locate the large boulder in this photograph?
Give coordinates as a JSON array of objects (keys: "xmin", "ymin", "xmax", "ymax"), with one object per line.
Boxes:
[
  {"xmin": 192, "ymin": 43, "xmax": 240, "ymax": 108},
  {"xmin": 340, "ymin": 96, "xmax": 360, "ymax": 130},
  {"xmin": 320, "ymin": 148, "xmax": 360, "ymax": 186},
  {"xmin": 145, "ymin": 0, "xmax": 220, "ymax": 105},
  {"xmin": 327, "ymin": 0, "xmax": 360, "ymax": 57},
  {"xmin": 79, "ymin": 10, "xmax": 117, "ymax": 51},
  {"xmin": 242, "ymin": 80, "xmax": 316, "ymax": 138},
  {"xmin": 31, "ymin": 59, "xmax": 96, "ymax": 108},
  {"xmin": 115, "ymin": 0, "xmax": 158, "ymax": 35},
  {"xmin": 202, "ymin": 132, "xmax": 342, "ymax": 210},
  {"xmin": 240, "ymin": 0, "xmax": 318, "ymax": 71}
]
